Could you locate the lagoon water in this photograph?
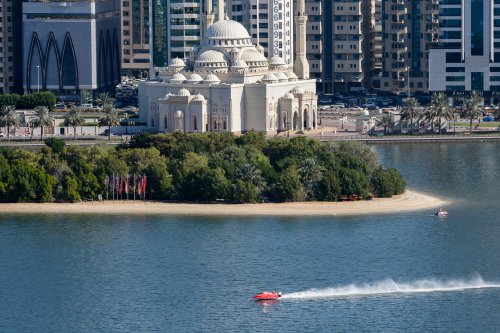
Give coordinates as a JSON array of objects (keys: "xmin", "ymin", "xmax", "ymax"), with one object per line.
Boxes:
[{"xmin": 1, "ymin": 143, "xmax": 500, "ymax": 332}]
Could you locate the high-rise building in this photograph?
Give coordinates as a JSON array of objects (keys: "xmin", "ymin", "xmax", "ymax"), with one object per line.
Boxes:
[
  {"xmin": 22, "ymin": 0, "xmax": 121, "ymax": 103},
  {"xmin": 151, "ymin": 0, "xmax": 294, "ymax": 69},
  {"xmin": 121, "ymin": 0, "xmax": 150, "ymax": 77},
  {"xmin": 304, "ymin": 0, "xmax": 322, "ymax": 86},
  {"xmin": 322, "ymin": 0, "xmax": 377, "ymax": 93},
  {"xmin": 151, "ymin": 0, "xmax": 208, "ymax": 68},
  {"xmin": 381, "ymin": 0, "xmax": 438, "ymax": 95},
  {"xmin": 0, "ymin": 0, "xmax": 23, "ymax": 94},
  {"xmin": 369, "ymin": 0, "xmax": 382, "ymax": 90},
  {"xmin": 429, "ymin": 0, "xmax": 500, "ymax": 97}
]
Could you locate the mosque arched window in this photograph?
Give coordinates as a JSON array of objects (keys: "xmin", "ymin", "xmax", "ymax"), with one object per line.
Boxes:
[
  {"xmin": 223, "ymin": 119, "xmax": 227, "ymax": 130},
  {"xmin": 193, "ymin": 115, "xmax": 198, "ymax": 131},
  {"xmin": 164, "ymin": 115, "xmax": 168, "ymax": 130}
]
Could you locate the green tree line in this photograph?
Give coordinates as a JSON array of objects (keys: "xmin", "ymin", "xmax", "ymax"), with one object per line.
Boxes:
[
  {"xmin": 0, "ymin": 92, "xmax": 57, "ymax": 111},
  {"xmin": 0, "ymin": 133, "xmax": 405, "ymax": 203}
]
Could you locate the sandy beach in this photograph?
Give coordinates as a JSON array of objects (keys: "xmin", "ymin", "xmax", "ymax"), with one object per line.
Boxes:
[{"xmin": 0, "ymin": 190, "xmax": 449, "ymax": 217}]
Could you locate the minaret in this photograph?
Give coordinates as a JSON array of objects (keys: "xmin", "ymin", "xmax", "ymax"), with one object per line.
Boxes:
[
  {"xmin": 201, "ymin": 0, "xmax": 215, "ymax": 39},
  {"xmin": 217, "ymin": 0, "xmax": 225, "ymax": 22},
  {"xmin": 294, "ymin": 0, "xmax": 309, "ymax": 79}
]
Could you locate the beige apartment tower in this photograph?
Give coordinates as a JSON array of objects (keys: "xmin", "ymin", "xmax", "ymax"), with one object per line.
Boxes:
[
  {"xmin": 380, "ymin": 0, "xmax": 438, "ymax": 95},
  {"xmin": 121, "ymin": 0, "xmax": 150, "ymax": 76},
  {"xmin": 322, "ymin": 0, "xmax": 380, "ymax": 93}
]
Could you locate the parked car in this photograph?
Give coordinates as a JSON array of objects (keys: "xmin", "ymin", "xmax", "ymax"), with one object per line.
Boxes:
[
  {"xmin": 123, "ymin": 106, "xmax": 137, "ymax": 112},
  {"xmin": 54, "ymin": 103, "xmax": 66, "ymax": 110}
]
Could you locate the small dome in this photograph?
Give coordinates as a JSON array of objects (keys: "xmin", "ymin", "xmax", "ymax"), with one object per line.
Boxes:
[
  {"xmin": 206, "ymin": 19, "xmax": 252, "ymax": 40},
  {"xmin": 175, "ymin": 110, "xmax": 184, "ymax": 117},
  {"xmin": 275, "ymin": 72, "xmax": 288, "ymax": 82},
  {"xmin": 256, "ymin": 45, "xmax": 264, "ymax": 52},
  {"xmin": 204, "ymin": 73, "xmax": 221, "ymax": 84},
  {"xmin": 178, "ymin": 88, "xmax": 191, "ymax": 96},
  {"xmin": 288, "ymin": 71, "xmax": 299, "ymax": 81},
  {"xmin": 169, "ymin": 57, "xmax": 186, "ymax": 68},
  {"xmin": 232, "ymin": 59, "xmax": 249, "ymax": 69},
  {"xmin": 170, "ymin": 73, "xmax": 186, "ymax": 83},
  {"xmin": 284, "ymin": 92, "xmax": 295, "ymax": 99},
  {"xmin": 231, "ymin": 47, "xmax": 240, "ymax": 54},
  {"xmin": 269, "ymin": 56, "xmax": 286, "ymax": 66},
  {"xmin": 187, "ymin": 73, "xmax": 203, "ymax": 83},
  {"xmin": 262, "ymin": 73, "xmax": 278, "ymax": 83},
  {"xmin": 193, "ymin": 94, "xmax": 205, "ymax": 101},
  {"xmin": 195, "ymin": 50, "xmax": 229, "ymax": 69},
  {"xmin": 164, "ymin": 92, "xmax": 174, "ymax": 99},
  {"xmin": 241, "ymin": 49, "xmax": 268, "ymax": 63},
  {"xmin": 291, "ymin": 86, "xmax": 304, "ymax": 94}
]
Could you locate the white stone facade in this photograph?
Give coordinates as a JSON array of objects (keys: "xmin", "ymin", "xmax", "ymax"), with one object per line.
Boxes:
[{"xmin": 139, "ymin": 19, "xmax": 317, "ymax": 134}]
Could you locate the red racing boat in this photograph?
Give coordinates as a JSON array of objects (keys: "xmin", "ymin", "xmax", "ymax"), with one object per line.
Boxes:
[{"xmin": 253, "ymin": 291, "xmax": 282, "ymax": 301}]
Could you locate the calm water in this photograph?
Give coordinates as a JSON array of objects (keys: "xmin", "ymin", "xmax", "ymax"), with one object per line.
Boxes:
[{"xmin": 1, "ymin": 143, "xmax": 500, "ymax": 332}]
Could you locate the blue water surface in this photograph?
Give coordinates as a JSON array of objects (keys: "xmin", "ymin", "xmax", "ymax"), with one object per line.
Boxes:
[{"xmin": 1, "ymin": 142, "xmax": 500, "ymax": 332}]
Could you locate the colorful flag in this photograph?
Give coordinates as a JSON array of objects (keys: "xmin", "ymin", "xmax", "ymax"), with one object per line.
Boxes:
[
  {"xmin": 137, "ymin": 175, "xmax": 142, "ymax": 196},
  {"xmin": 125, "ymin": 175, "xmax": 129, "ymax": 194},
  {"xmin": 142, "ymin": 175, "xmax": 147, "ymax": 195},
  {"xmin": 118, "ymin": 176, "xmax": 123, "ymax": 196}
]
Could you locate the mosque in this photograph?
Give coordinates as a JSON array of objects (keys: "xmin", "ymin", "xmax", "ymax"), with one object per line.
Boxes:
[{"xmin": 138, "ymin": 0, "xmax": 317, "ymax": 134}]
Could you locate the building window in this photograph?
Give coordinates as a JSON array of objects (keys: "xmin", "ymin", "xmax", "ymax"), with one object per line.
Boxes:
[
  {"xmin": 471, "ymin": 0, "xmax": 484, "ymax": 56},
  {"xmin": 193, "ymin": 115, "xmax": 198, "ymax": 131}
]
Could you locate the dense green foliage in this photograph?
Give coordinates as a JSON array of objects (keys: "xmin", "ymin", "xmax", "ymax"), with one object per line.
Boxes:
[
  {"xmin": 0, "ymin": 92, "xmax": 57, "ymax": 111},
  {"xmin": 0, "ymin": 132, "xmax": 406, "ymax": 203}
]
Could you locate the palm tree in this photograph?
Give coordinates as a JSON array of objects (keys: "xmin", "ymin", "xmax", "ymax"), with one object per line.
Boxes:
[
  {"xmin": 400, "ymin": 97, "xmax": 421, "ymax": 134},
  {"xmin": 28, "ymin": 118, "xmax": 40, "ymax": 142},
  {"xmin": 96, "ymin": 92, "xmax": 115, "ymax": 108},
  {"xmin": 98, "ymin": 105, "xmax": 121, "ymax": 139},
  {"xmin": 63, "ymin": 106, "xmax": 86, "ymax": 140},
  {"xmin": 429, "ymin": 92, "xmax": 453, "ymax": 134},
  {"xmin": 376, "ymin": 114, "xmax": 394, "ymax": 135},
  {"xmin": 461, "ymin": 91, "xmax": 483, "ymax": 134},
  {"xmin": 33, "ymin": 106, "xmax": 53, "ymax": 140},
  {"xmin": 0, "ymin": 105, "xmax": 20, "ymax": 141},
  {"xmin": 298, "ymin": 158, "xmax": 324, "ymax": 199}
]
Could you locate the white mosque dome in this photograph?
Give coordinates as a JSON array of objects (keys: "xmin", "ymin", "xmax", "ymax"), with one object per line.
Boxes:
[
  {"xmin": 169, "ymin": 57, "xmax": 186, "ymax": 67},
  {"xmin": 164, "ymin": 92, "xmax": 174, "ymax": 99},
  {"xmin": 232, "ymin": 59, "xmax": 249, "ymax": 69},
  {"xmin": 187, "ymin": 73, "xmax": 203, "ymax": 83},
  {"xmin": 275, "ymin": 72, "xmax": 288, "ymax": 82},
  {"xmin": 269, "ymin": 56, "xmax": 286, "ymax": 66},
  {"xmin": 262, "ymin": 73, "xmax": 278, "ymax": 83},
  {"xmin": 291, "ymin": 86, "xmax": 304, "ymax": 94},
  {"xmin": 256, "ymin": 45, "xmax": 264, "ymax": 53},
  {"xmin": 204, "ymin": 73, "xmax": 221, "ymax": 84},
  {"xmin": 170, "ymin": 73, "xmax": 186, "ymax": 83},
  {"xmin": 195, "ymin": 50, "xmax": 229, "ymax": 68},
  {"xmin": 288, "ymin": 71, "xmax": 299, "ymax": 81},
  {"xmin": 206, "ymin": 19, "xmax": 252, "ymax": 40},
  {"xmin": 178, "ymin": 88, "xmax": 191, "ymax": 96},
  {"xmin": 241, "ymin": 49, "xmax": 267, "ymax": 66},
  {"xmin": 193, "ymin": 94, "xmax": 205, "ymax": 101}
]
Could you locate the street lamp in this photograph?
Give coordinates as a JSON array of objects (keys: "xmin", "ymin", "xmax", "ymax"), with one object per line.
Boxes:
[{"xmin": 36, "ymin": 65, "xmax": 40, "ymax": 93}]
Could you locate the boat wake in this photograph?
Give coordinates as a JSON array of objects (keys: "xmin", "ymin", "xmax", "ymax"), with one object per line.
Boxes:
[{"xmin": 281, "ymin": 276, "xmax": 500, "ymax": 300}]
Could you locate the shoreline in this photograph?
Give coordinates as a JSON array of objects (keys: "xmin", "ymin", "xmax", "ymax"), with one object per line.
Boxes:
[{"xmin": 0, "ymin": 190, "xmax": 449, "ymax": 217}]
